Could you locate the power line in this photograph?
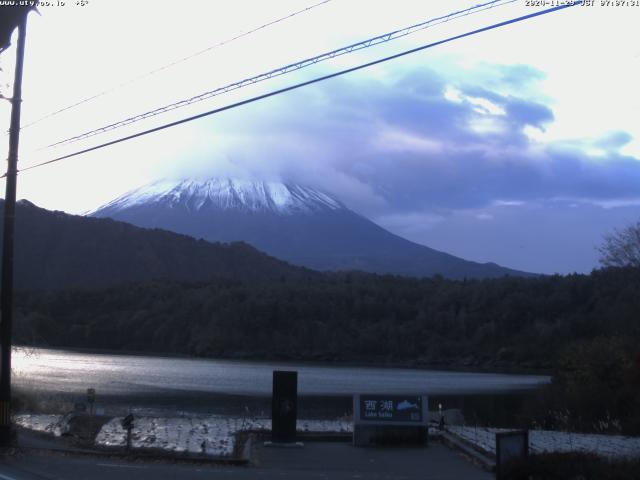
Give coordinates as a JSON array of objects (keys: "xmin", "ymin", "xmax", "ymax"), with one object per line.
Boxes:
[
  {"xmin": 17, "ymin": 0, "xmax": 333, "ymax": 131},
  {"xmin": 44, "ymin": 0, "xmax": 518, "ymax": 150},
  {"xmin": 8, "ymin": 1, "xmax": 581, "ymax": 179}
]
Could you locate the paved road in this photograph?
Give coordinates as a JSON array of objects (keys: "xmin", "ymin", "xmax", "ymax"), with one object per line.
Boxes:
[
  {"xmin": 0, "ymin": 442, "xmax": 493, "ymax": 480},
  {"xmin": 251, "ymin": 441, "xmax": 494, "ymax": 479}
]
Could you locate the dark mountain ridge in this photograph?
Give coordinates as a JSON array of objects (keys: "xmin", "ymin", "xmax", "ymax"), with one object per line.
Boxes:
[{"xmin": 1, "ymin": 199, "xmax": 315, "ymax": 290}]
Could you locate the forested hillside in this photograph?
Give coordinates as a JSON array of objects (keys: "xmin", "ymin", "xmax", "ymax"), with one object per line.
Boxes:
[
  {"xmin": 14, "ymin": 266, "xmax": 640, "ymax": 370},
  {"xmin": 1, "ymin": 199, "xmax": 315, "ymax": 289}
]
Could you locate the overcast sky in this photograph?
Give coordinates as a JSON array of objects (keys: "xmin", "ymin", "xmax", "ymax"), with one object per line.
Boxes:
[{"xmin": 1, "ymin": 0, "xmax": 639, "ymax": 274}]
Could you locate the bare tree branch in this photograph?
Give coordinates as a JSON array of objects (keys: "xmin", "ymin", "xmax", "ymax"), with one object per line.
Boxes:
[{"xmin": 598, "ymin": 221, "xmax": 640, "ymax": 268}]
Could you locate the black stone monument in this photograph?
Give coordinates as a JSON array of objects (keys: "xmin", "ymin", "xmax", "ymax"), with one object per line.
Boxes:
[{"xmin": 271, "ymin": 370, "xmax": 298, "ymax": 443}]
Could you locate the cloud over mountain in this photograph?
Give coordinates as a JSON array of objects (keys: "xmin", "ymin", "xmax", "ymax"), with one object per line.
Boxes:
[
  {"xmin": 145, "ymin": 62, "xmax": 639, "ymax": 274},
  {"xmin": 159, "ymin": 64, "xmax": 636, "ymax": 213}
]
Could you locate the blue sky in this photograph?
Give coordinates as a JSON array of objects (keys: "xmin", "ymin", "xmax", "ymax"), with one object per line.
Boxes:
[{"xmin": 0, "ymin": 0, "xmax": 639, "ymax": 274}]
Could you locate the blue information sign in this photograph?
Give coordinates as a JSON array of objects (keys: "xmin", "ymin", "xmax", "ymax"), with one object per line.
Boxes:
[{"xmin": 359, "ymin": 395, "xmax": 423, "ymax": 422}]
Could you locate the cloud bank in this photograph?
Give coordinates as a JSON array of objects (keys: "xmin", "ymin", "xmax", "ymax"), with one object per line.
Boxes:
[{"xmin": 153, "ymin": 62, "xmax": 640, "ymax": 274}]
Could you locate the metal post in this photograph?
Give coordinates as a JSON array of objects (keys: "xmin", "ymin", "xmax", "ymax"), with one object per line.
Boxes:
[
  {"xmin": 0, "ymin": 13, "xmax": 28, "ymax": 447},
  {"xmin": 126, "ymin": 427, "xmax": 132, "ymax": 451}
]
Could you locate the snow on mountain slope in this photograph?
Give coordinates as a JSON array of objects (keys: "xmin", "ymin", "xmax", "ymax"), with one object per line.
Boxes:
[
  {"xmin": 90, "ymin": 177, "xmax": 536, "ymax": 279},
  {"xmin": 90, "ymin": 178, "xmax": 344, "ymax": 216}
]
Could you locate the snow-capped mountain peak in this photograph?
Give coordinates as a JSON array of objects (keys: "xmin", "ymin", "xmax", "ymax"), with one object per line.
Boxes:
[
  {"xmin": 90, "ymin": 178, "xmax": 345, "ymax": 216},
  {"xmin": 89, "ymin": 177, "xmax": 534, "ymax": 279}
]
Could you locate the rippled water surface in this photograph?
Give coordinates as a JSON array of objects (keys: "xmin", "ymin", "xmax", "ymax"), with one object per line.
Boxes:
[{"xmin": 13, "ymin": 348, "xmax": 549, "ymax": 397}]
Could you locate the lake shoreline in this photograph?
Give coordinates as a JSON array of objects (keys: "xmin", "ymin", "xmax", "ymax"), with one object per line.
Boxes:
[
  {"xmin": 13, "ymin": 348, "xmax": 548, "ymax": 425},
  {"xmin": 14, "ymin": 384, "xmax": 536, "ymax": 427},
  {"xmin": 13, "ymin": 344, "xmax": 552, "ymax": 376}
]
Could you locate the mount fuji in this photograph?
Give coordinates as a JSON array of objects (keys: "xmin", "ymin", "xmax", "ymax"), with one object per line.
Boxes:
[{"xmin": 89, "ymin": 178, "xmax": 534, "ymax": 279}]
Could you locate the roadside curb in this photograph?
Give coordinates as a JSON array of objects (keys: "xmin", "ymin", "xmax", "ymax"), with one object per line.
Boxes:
[
  {"xmin": 10, "ymin": 428, "xmax": 352, "ymax": 466},
  {"xmin": 11, "ymin": 427, "xmax": 251, "ymax": 466},
  {"xmin": 297, "ymin": 432, "xmax": 352, "ymax": 442},
  {"xmin": 440, "ymin": 431, "xmax": 496, "ymax": 472},
  {"xmin": 10, "ymin": 443, "xmax": 251, "ymax": 465},
  {"xmin": 241, "ymin": 430, "xmax": 352, "ymax": 443}
]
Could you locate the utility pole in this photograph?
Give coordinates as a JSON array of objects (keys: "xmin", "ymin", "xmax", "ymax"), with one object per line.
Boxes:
[{"xmin": 0, "ymin": 12, "xmax": 28, "ymax": 447}]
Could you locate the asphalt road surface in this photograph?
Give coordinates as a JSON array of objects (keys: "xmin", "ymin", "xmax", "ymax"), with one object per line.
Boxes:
[{"xmin": 0, "ymin": 442, "xmax": 493, "ymax": 479}]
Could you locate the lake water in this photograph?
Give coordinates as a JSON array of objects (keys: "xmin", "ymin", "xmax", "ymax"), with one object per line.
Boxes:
[
  {"xmin": 12, "ymin": 348, "xmax": 549, "ymax": 423},
  {"xmin": 13, "ymin": 348, "xmax": 548, "ymax": 396}
]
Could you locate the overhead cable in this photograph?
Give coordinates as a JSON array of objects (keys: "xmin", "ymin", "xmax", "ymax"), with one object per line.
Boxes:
[
  {"xmin": 44, "ymin": 0, "xmax": 518, "ymax": 149},
  {"xmin": 7, "ymin": 1, "xmax": 581, "ymax": 179},
  {"xmin": 18, "ymin": 0, "xmax": 333, "ymax": 131}
]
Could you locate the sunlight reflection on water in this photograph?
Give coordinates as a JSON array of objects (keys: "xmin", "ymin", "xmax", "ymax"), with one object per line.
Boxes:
[{"xmin": 12, "ymin": 347, "xmax": 549, "ymax": 396}]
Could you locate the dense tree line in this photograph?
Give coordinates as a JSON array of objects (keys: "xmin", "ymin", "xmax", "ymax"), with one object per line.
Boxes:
[
  {"xmin": 13, "ymin": 266, "xmax": 640, "ymax": 371},
  {"xmin": 526, "ymin": 336, "xmax": 640, "ymax": 435}
]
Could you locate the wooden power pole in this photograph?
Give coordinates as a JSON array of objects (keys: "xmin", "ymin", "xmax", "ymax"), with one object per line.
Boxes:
[{"xmin": 0, "ymin": 12, "xmax": 28, "ymax": 447}]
